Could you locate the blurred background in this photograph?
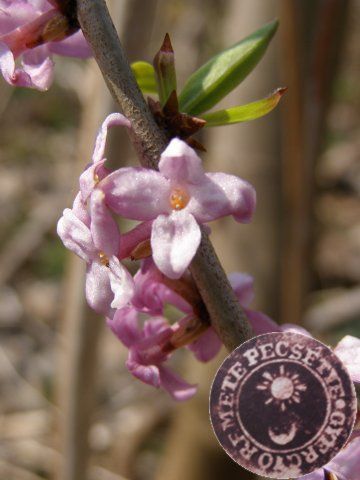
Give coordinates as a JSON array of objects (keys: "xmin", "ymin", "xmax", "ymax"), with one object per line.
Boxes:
[{"xmin": 0, "ymin": 0, "xmax": 359, "ymax": 479}]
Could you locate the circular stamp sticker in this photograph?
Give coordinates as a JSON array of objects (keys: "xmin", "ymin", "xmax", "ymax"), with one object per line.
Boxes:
[{"xmin": 209, "ymin": 332, "xmax": 357, "ymax": 479}]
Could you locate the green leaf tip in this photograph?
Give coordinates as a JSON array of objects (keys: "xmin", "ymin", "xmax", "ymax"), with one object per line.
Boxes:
[
  {"xmin": 201, "ymin": 86, "xmax": 287, "ymax": 127},
  {"xmin": 178, "ymin": 19, "xmax": 279, "ymax": 116},
  {"xmin": 131, "ymin": 61, "xmax": 158, "ymax": 95}
]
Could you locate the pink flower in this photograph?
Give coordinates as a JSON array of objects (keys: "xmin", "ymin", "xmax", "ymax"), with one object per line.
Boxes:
[
  {"xmin": 107, "ymin": 308, "xmax": 197, "ymax": 401},
  {"xmin": 57, "ymin": 189, "xmax": 134, "ymax": 317},
  {"xmin": 297, "ymin": 437, "xmax": 360, "ymax": 480},
  {"xmin": 78, "ymin": 113, "xmax": 131, "ymax": 204},
  {"xmin": 130, "ymin": 259, "xmax": 191, "ymax": 315},
  {"xmin": 0, "ymin": 0, "xmax": 91, "ymax": 90},
  {"xmin": 100, "ymin": 138, "xmax": 256, "ymax": 278},
  {"xmin": 333, "ymin": 335, "xmax": 360, "ymax": 384}
]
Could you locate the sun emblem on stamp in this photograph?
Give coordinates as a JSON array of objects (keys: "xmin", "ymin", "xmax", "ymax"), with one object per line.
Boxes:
[{"xmin": 209, "ymin": 332, "xmax": 357, "ymax": 479}]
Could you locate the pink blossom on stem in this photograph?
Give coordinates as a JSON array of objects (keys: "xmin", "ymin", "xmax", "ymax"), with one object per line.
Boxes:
[
  {"xmin": 100, "ymin": 138, "xmax": 256, "ymax": 279},
  {"xmin": 57, "ymin": 189, "xmax": 134, "ymax": 317},
  {"xmin": 0, "ymin": 0, "xmax": 91, "ymax": 90},
  {"xmin": 297, "ymin": 437, "xmax": 360, "ymax": 480},
  {"xmin": 107, "ymin": 308, "xmax": 197, "ymax": 401},
  {"xmin": 79, "ymin": 113, "xmax": 131, "ymax": 203}
]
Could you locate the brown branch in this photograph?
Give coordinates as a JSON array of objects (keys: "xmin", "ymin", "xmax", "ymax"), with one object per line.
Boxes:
[{"xmin": 76, "ymin": 0, "xmax": 253, "ymax": 350}]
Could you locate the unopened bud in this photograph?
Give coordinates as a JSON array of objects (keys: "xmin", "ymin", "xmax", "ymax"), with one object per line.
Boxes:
[
  {"xmin": 1, "ymin": 9, "xmax": 77, "ymax": 58},
  {"xmin": 323, "ymin": 470, "xmax": 339, "ymax": 480},
  {"xmin": 153, "ymin": 33, "xmax": 177, "ymax": 106}
]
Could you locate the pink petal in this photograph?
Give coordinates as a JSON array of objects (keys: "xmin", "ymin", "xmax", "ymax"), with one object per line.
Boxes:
[
  {"xmin": 108, "ymin": 256, "xmax": 135, "ymax": 310},
  {"xmin": 126, "ymin": 349, "xmax": 161, "ymax": 388},
  {"xmin": 298, "ymin": 437, "xmax": 360, "ymax": 480},
  {"xmin": 92, "ymin": 113, "xmax": 131, "ymax": 165},
  {"xmin": 57, "ymin": 208, "xmax": 95, "ymax": 262},
  {"xmin": 131, "ymin": 261, "xmax": 191, "ymax": 314},
  {"xmin": 21, "ymin": 46, "xmax": 54, "ymax": 90},
  {"xmin": 0, "ymin": 1, "xmax": 38, "ymax": 34},
  {"xmin": 159, "ymin": 365, "xmax": 197, "ymax": 401},
  {"xmin": 151, "ymin": 211, "xmax": 201, "ymax": 279},
  {"xmin": 188, "ymin": 172, "xmax": 256, "ymax": 223},
  {"xmin": 0, "ymin": 41, "xmax": 34, "ymax": 88},
  {"xmin": 48, "ymin": 30, "xmax": 92, "ymax": 58},
  {"xmin": 101, "ymin": 167, "xmax": 170, "ymax": 220},
  {"xmin": 79, "ymin": 159, "xmax": 110, "ymax": 202},
  {"xmin": 119, "ymin": 221, "xmax": 153, "ymax": 260},
  {"xmin": 228, "ymin": 272, "xmax": 255, "ymax": 307},
  {"xmin": 328, "ymin": 438, "xmax": 360, "ymax": 480},
  {"xmin": 72, "ymin": 192, "xmax": 90, "ymax": 226},
  {"xmin": 0, "ymin": 41, "xmax": 15, "ymax": 80},
  {"xmin": 281, "ymin": 324, "xmax": 312, "ymax": 337},
  {"xmin": 143, "ymin": 317, "xmax": 170, "ymax": 337},
  {"xmin": 107, "ymin": 307, "xmax": 142, "ymax": 347},
  {"xmin": 159, "ymin": 138, "xmax": 205, "ymax": 184},
  {"xmin": 188, "ymin": 326, "xmax": 222, "ymax": 362},
  {"xmin": 334, "ymin": 335, "xmax": 360, "ymax": 384},
  {"xmin": 90, "ymin": 190, "xmax": 119, "ymax": 256},
  {"xmin": 245, "ymin": 308, "xmax": 281, "ymax": 335},
  {"xmin": 132, "ymin": 268, "xmax": 166, "ymax": 314},
  {"xmin": 296, "ymin": 470, "xmax": 327, "ymax": 480},
  {"xmin": 85, "ymin": 261, "xmax": 114, "ymax": 316}
]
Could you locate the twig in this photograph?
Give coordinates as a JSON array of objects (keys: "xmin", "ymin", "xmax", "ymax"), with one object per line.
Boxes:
[{"xmin": 76, "ymin": 0, "xmax": 253, "ymax": 350}]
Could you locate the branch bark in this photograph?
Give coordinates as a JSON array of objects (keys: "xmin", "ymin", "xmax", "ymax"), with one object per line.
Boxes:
[{"xmin": 76, "ymin": 0, "xmax": 253, "ymax": 350}]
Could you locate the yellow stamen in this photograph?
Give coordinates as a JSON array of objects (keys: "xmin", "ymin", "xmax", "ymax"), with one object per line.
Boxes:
[
  {"xmin": 99, "ymin": 252, "xmax": 110, "ymax": 267},
  {"xmin": 170, "ymin": 188, "xmax": 189, "ymax": 211}
]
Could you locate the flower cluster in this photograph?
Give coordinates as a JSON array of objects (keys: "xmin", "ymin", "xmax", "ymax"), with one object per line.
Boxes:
[
  {"xmin": 57, "ymin": 112, "xmax": 263, "ymax": 398},
  {"xmin": 56, "ymin": 113, "xmax": 360, "ymax": 478},
  {"xmin": 0, "ymin": 0, "xmax": 91, "ymax": 90}
]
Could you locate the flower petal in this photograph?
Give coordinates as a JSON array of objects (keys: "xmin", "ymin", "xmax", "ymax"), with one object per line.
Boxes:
[
  {"xmin": 298, "ymin": 437, "xmax": 360, "ymax": 480},
  {"xmin": 101, "ymin": 167, "xmax": 170, "ymax": 220},
  {"xmin": 90, "ymin": 189, "xmax": 120, "ymax": 256},
  {"xmin": 327, "ymin": 437, "xmax": 360, "ymax": 479},
  {"xmin": 79, "ymin": 159, "xmax": 110, "ymax": 202},
  {"xmin": 143, "ymin": 317, "xmax": 170, "ymax": 337},
  {"xmin": 159, "ymin": 138, "xmax": 205, "ymax": 184},
  {"xmin": 92, "ymin": 113, "xmax": 131, "ymax": 165},
  {"xmin": 22, "ymin": 46, "xmax": 54, "ymax": 90},
  {"xmin": 107, "ymin": 306, "xmax": 142, "ymax": 347},
  {"xmin": 245, "ymin": 308, "xmax": 281, "ymax": 335},
  {"xmin": 334, "ymin": 335, "xmax": 360, "ymax": 384},
  {"xmin": 0, "ymin": 1, "xmax": 38, "ymax": 34},
  {"xmin": 159, "ymin": 365, "xmax": 197, "ymax": 401},
  {"xmin": 48, "ymin": 30, "xmax": 92, "ymax": 58},
  {"xmin": 188, "ymin": 172, "xmax": 256, "ymax": 223},
  {"xmin": 119, "ymin": 221, "xmax": 153, "ymax": 260},
  {"xmin": 126, "ymin": 349, "xmax": 161, "ymax": 388},
  {"xmin": 108, "ymin": 256, "xmax": 135, "ymax": 310},
  {"xmin": 281, "ymin": 324, "xmax": 312, "ymax": 337},
  {"xmin": 151, "ymin": 211, "xmax": 201, "ymax": 279},
  {"xmin": 72, "ymin": 192, "xmax": 90, "ymax": 226},
  {"xmin": 57, "ymin": 208, "xmax": 95, "ymax": 262},
  {"xmin": 85, "ymin": 261, "xmax": 114, "ymax": 316},
  {"xmin": 228, "ymin": 272, "xmax": 254, "ymax": 307},
  {"xmin": 188, "ymin": 327, "xmax": 222, "ymax": 362}
]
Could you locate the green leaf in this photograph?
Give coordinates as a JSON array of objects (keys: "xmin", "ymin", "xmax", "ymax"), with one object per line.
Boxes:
[
  {"xmin": 201, "ymin": 87, "xmax": 287, "ymax": 127},
  {"xmin": 131, "ymin": 61, "xmax": 157, "ymax": 95},
  {"xmin": 178, "ymin": 20, "xmax": 278, "ymax": 115}
]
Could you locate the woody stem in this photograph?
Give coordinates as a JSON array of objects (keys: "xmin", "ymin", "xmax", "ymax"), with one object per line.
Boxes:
[{"xmin": 76, "ymin": 0, "xmax": 253, "ymax": 350}]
